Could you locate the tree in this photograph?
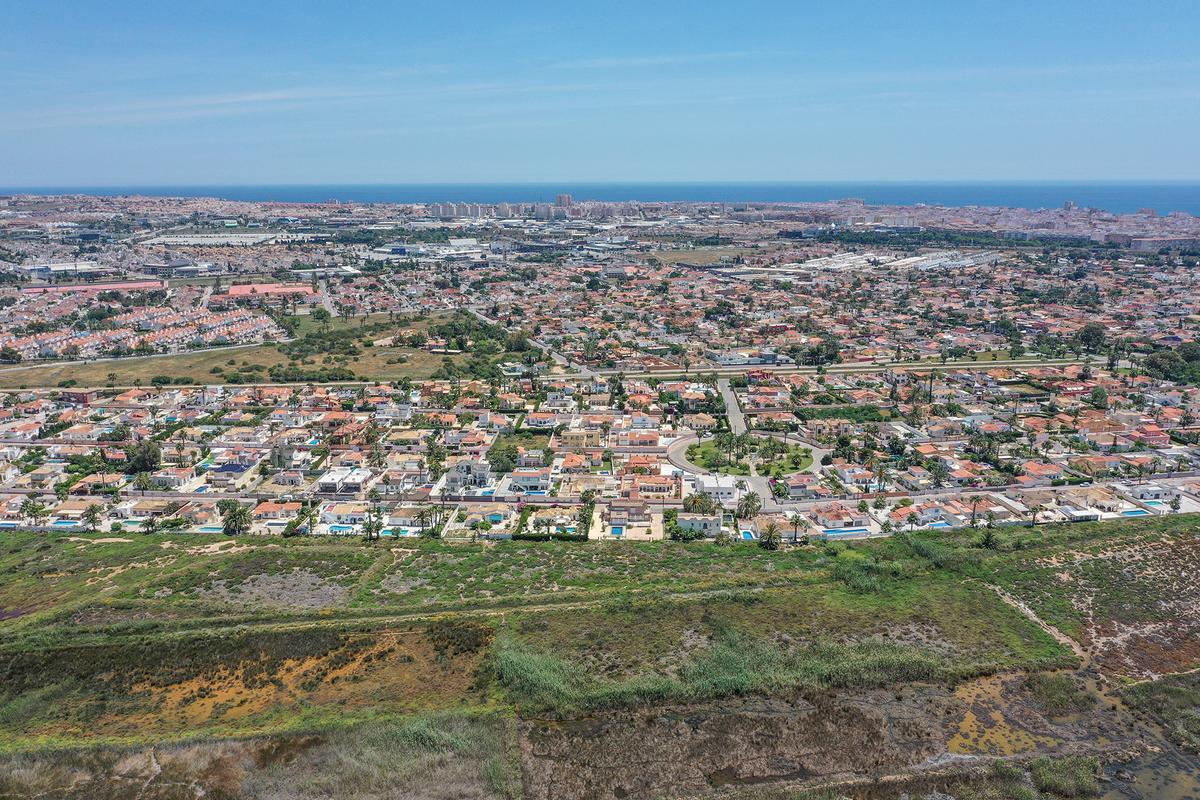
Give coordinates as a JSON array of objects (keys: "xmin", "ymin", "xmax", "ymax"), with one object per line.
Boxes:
[
  {"xmin": 125, "ymin": 440, "xmax": 161, "ymax": 474},
  {"xmin": 979, "ymin": 527, "xmax": 999, "ymax": 550},
  {"xmin": 364, "ymin": 488, "xmax": 384, "ymax": 541},
  {"xmin": 1078, "ymin": 322, "xmax": 1106, "ymax": 353},
  {"xmin": 1170, "ymin": 494, "xmax": 1182, "ymax": 513},
  {"xmin": 83, "ymin": 503, "xmax": 103, "ymax": 533},
  {"xmin": 736, "ymin": 491, "xmax": 762, "ymax": 521},
  {"xmin": 758, "ymin": 522, "xmax": 781, "ymax": 551},
  {"xmin": 968, "ymin": 495, "xmax": 983, "ymax": 528},
  {"xmin": 310, "ymin": 307, "xmax": 332, "ymax": 333},
  {"xmin": 682, "ymin": 491, "xmax": 717, "ymax": 515},
  {"xmin": 221, "ymin": 503, "xmax": 253, "ymax": 536},
  {"xmin": 134, "ymin": 471, "xmax": 153, "ymax": 495},
  {"xmin": 1089, "ymin": 386, "xmax": 1109, "ymax": 409},
  {"xmin": 20, "ymin": 497, "xmax": 49, "ymax": 527}
]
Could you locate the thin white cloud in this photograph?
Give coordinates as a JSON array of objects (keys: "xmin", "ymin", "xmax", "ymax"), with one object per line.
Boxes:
[
  {"xmin": 549, "ymin": 50, "xmax": 767, "ymax": 70},
  {"xmin": 0, "ymin": 86, "xmax": 386, "ymax": 131}
]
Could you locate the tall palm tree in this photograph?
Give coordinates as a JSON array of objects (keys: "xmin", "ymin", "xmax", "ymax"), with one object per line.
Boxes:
[
  {"xmin": 758, "ymin": 522, "xmax": 781, "ymax": 551},
  {"xmin": 222, "ymin": 504, "xmax": 252, "ymax": 536}
]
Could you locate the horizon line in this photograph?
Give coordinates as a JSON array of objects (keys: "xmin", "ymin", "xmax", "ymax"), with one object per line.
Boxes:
[{"xmin": 5, "ymin": 178, "xmax": 1200, "ymax": 190}]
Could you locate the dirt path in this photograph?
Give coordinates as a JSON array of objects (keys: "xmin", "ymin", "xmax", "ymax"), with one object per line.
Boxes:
[
  {"xmin": 984, "ymin": 583, "xmax": 1087, "ymax": 660},
  {"xmin": 15, "ymin": 584, "xmax": 782, "ymax": 651}
]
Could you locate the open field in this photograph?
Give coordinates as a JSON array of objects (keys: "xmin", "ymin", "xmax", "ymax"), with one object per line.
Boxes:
[
  {"xmin": 0, "ymin": 516, "xmax": 1196, "ymax": 797},
  {"xmin": 0, "ymin": 310, "xmax": 522, "ymax": 388},
  {"xmin": 901, "ymin": 513, "xmax": 1200, "ymax": 678}
]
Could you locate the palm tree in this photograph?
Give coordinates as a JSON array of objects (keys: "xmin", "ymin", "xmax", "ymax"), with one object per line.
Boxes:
[
  {"xmin": 789, "ymin": 513, "xmax": 804, "ymax": 544},
  {"xmin": 756, "ymin": 521, "xmax": 780, "ymax": 550},
  {"xmin": 20, "ymin": 497, "xmax": 48, "ymax": 528},
  {"xmin": 83, "ymin": 504, "xmax": 103, "ymax": 533},
  {"xmin": 736, "ymin": 491, "xmax": 762, "ymax": 521},
  {"xmin": 415, "ymin": 506, "xmax": 434, "ymax": 536},
  {"xmin": 134, "ymin": 471, "xmax": 153, "ymax": 496},
  {"xmin": 222, "ymin": 503, "xmax": 252, "ymax": 536}
]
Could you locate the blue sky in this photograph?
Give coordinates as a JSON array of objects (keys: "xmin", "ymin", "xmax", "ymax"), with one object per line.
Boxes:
[{"xmin": 2, "ymin": 1, "xmax": 1198, "ymax": 184}]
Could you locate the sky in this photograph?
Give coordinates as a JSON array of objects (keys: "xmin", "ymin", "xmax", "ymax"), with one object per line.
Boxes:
[{"xmin": 2, "ymin": 0, "xmax": 1199, "ymax": 185}]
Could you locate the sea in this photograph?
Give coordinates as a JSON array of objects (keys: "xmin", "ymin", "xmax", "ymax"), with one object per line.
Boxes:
[{"xmin": 3, "ymin": 182, "xmax": 1199, "ymax": 217}]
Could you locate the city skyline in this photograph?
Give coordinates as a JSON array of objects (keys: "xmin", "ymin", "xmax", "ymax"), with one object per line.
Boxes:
[{"xmin": 2, "ymin": 1, "xmax": 1199, "ymax": 184}]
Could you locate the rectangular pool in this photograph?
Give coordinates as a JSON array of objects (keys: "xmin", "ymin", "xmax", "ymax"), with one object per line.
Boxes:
[
  {"xmin": 741, "ymin": 530, "xmax": 755, "ymax": 540},
  {"xmin": 329, "ymin": 524, "xmax": 357, "ymax": 533},
  {"xmin": 1121, "ymin": 509, "xmax": 1150, "ymax": 517},
  {"xmin": 823, "ymin": 527, "xmax": 870, "ymax": 536},
  {"xmin": 609, "ymin": 526, "xmax": 624, "ymax": 536}
]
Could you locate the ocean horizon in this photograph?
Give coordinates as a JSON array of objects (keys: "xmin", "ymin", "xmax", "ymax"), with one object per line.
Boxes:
[{"xmin": 3, "ymin": 181, "xmax": 1199, "ymax": 216}]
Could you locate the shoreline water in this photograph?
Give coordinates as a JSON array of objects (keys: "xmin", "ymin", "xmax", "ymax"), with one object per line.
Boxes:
[{"xmin": 2, "ymin": 182, "xmax": 1199, "ymax": 216}]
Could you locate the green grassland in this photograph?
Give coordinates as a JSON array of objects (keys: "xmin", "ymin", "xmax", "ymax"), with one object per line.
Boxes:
[
  {"xmin": 0, "ymin": 514, "xmax": 1195, "ymax": 797},
  {"xmin": 0, "ymin": 310, "xmax": 531, "ymax": 389}
]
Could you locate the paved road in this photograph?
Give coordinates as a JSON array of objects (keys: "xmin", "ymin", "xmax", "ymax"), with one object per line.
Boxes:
[
  {"xmin": 718, "ymin": 378, "xmax": 746, "ymax": 435},
  {"xmin": 602, "ymin": 356, "xmax": 1095, "ymax": 380}
]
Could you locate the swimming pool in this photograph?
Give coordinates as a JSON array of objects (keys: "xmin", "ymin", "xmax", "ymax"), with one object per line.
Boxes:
[
  {"xmin": 1121, "ymin": 509, "xmax": 1150, "ymax": 517},
  {"xmin": 199, "ymin": 525, "xmax": 223, "ymax": 533},
  {"xmin": 610, "ymin": 526, "xmax": 624, "ymax": 536},
  {"xmin": 741, "ymin": 530, "xmax": 755, "ymax": 540},
  {"xmin": 927, "ymin": 521, "xmax": 951, "ymax": 528},
  {"xmin": 525, "ymin": 490, "xmax": 547, "ymax": 495},
  {"xmin": 1144, "ymin": 500, "xmax": 1164, "ymax": 507},
  {"xmin": 52, "ymin": 519, "xmax": 79, "ymax": 527},
  {"xmin": 823, "ymin": 527, "xmax": 870, "ymax": 536},
  {"xmin": 329, "ymin": 524, "xmax": 356, "ymax": 533}
]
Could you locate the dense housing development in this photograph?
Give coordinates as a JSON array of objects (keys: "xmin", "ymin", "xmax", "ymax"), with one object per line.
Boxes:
[{"xmin": 2, "ymin": 190, "xmax": 1200, "ymax": 799}]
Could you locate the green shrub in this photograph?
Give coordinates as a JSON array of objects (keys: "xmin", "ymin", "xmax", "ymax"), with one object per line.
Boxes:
[
  {"xmin": 1030, "ymin": 756, "xmax": 1100, "ymax": 797},
  {"xmin": 1024, "ymin": 672, "xmax": 1094, "ymax": 716}
]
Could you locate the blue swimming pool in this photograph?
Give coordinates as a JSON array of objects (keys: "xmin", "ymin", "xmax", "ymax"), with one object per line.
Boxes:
[
  {"xmin": 927, "ymin": 521, "xmax": 951, "ymax": 528},
  {"xmin": 1121, "ymin": 509, "xmax": 1150, "ymax": 517},
  {"xmin": 199, "ymin": 525, "xmax": 223, "ymax": 533},
  {"xmin": 330, "ymin": 524, "xmax": 356, "ymax": 533},
  {"xmin": 824, "ymin": 527, "xmax": 870, "ymax": 536},
  {"xmin": 610, "ymin": 526, "xmax": 624, "ymax": 536},
  {"xmin": 1145, "ymin": 500, "xmax": 1164, "ymax": 507},
  {"xmin": 480, "ymin": 489, "xmax": 494, "ymax": 496},
  {"xmin": 741, "ymin": 530, "xmax": 755, "ymax": 540},
  {"xmin": 52, "ymin": 519, "xmax": 79, "ymax": 527},
  {"xmin": 525, "ymin": 490, "xmax": 547, "ymax": 495}
]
